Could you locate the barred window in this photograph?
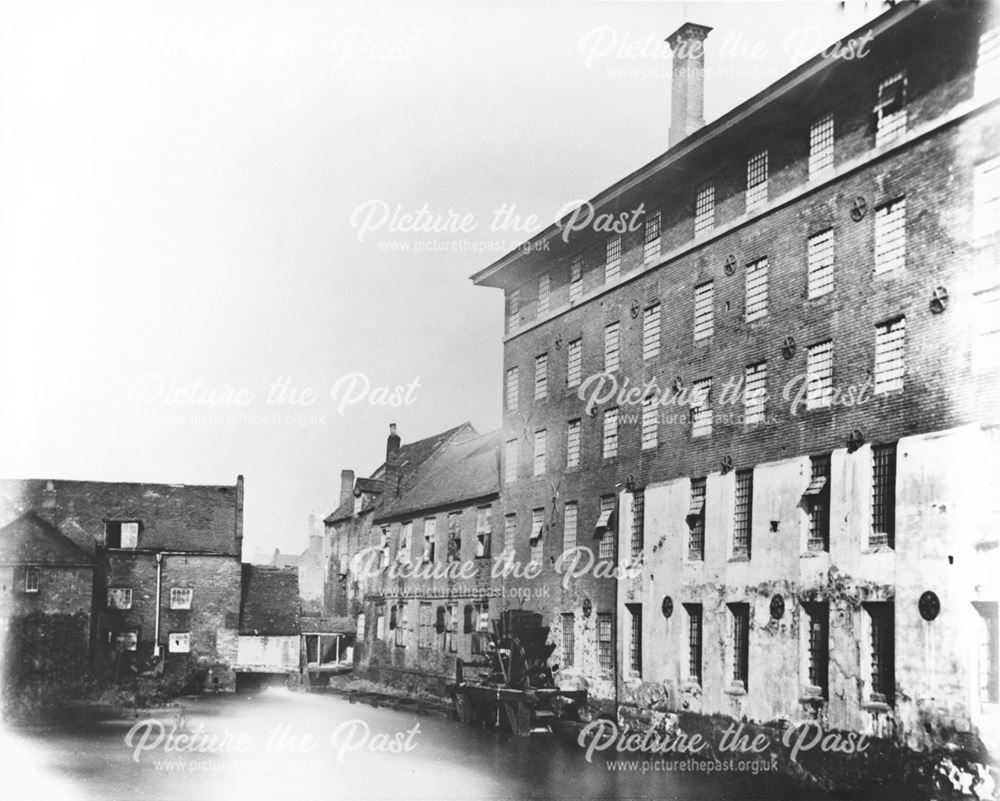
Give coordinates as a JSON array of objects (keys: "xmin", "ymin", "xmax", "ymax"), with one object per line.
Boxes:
[
  {"xmin": 507, "ymin": 288, "xmax": 520, "ymax": 333},
  {"xmin": 806, "ymin": 341, "xmax": 833, "ymax": 409},
  {"xmin": 874, "ymin": 317, "xmax": 906, "ymax": 393},
  {"xmin": 733, "ymin": 469, "xmax": 753, "ymax": 558},
  {"xmin": 974, "ymin": 602, "xmax": 999, "ymax": 704},
  {"xmin": 730, "ymin": 603, "xmax": 750, "ymax": 689},
  {"xmin": 744, "ymin": 362, "xmax": 767, "ymax": 425},
  {"xmin": 875, "ymin": 71, "xmax": 907, "ymax": 148},
  {"xmin": 533, "ymin": 429, "xmax": 547, "ymax": 477},
  {"xmin": 530, "ymin": 508, "xmax": 544, "ymax": 564},
  {"xmin": 534, "ymin": 352, "xmax": 548, "ymax": 400},
  {"xmin": 538, "ymin": 273, "xmax": 551, "ymax": 316},
  {"xmin": 631, "ymin": 489, "xmax": 645, "ymax": 560},
  {"xmin": 641, "ymin": 396, "xmax": 658, "ymax": 450},
  {"xmin": 503, "ymin": 514, "xmax": 517, "ymax": 553},
  {"xmin": 975, "ymin": 157, "xmax": 1000, "ymax": 239},
  {"xmin": 695, "ymin": 183, "xmax": 715, "ymax": 237},
  {"xmin": 505, "ymin": 438, "xmax": 518, "ymax": 483},
  {"xmin": 561, "ymin": 613, "xmax": 576, "ymax": 668},
  {"xmin": 627, "ymin": 603, "xmax": 643, "ymax": 676},
  {"xmin": 809, "ymin": 112, "xmax": 835, "ymax": 181},
  {"xmin": 644, "ymin": 210, "xmax": 661, "ymax": 264},
  {"xmin": 567, "ymin": 338, "xmax": 582, "ymax": 388},
  {"xmin": 874, "ymin": 197, "xmax": 906, "ymax": 273},
  {"xmin": 603, "ymin": 408, "xmax": 619, "ymax": 460},
  {"xmin": 424, "ymin": 517, "xmax": 437, "ymax": 563},
  {"xmin": 598, "ymin": 495, "xmax": 616, "ymax": 559},
  {"xmin": 688, "ymin": 478, "xmax": 706, "ymax": 560},
  {"xmin": 642, "ymin": 303, "xmax": 661, "ymax": 360},
  {"xmin": 691, "ymin": 378, "xmax": 712, "ymax": 438},
  {"xmin": 807, "ymin": 228, "xmax": 834, "ymax": 299},
  {"xmin": 604, "ymin": 321, "xmax": 620, "ymax": 372},
  {"xmin": 606, "ymin": 236, "xmax": 622, "ymax": 283},
  {"xmin": 597, "ymin": 613, "xmax": 613, "ymax": 671},
  {"xmin": 563, "ymin": 501, "xmax": 578, "ymax": 553},
  {"xmin": 567, "ymin": 418, "xmax": 581, "ymax": 468},
  {"xmin": 694, "ymin": 280, "xmax": 714, "ymax": 341},
  {"xmin": 685, "ymin": 604, "xmax": 703, "ymax": 684},
  {"xmin": 867, "ymin": 602, "xmax": 894, "ymax": 704},
  {"xmin": 169, "ymin": 587, "xmax": 193, "ymax": 610},
  {"xmin": 805, "ymin": 455, "xmax": 831, "ymax": 552},
  {"xmin": 570, "ymin": 255, "xmax": 584, "ymax": 302},
  {"xmin": 977, "ymin": 28, "xmax": 1000, "ymax": 99},
  {"xmin": 505, "ymin": 366, "xmax": 519, "ymax": 412},
  {"xmin": 107, "ymin": 588, "xmax": 133, "ymax": 610},
  {"xmin": 805, "ymin": 602, "xmax": 829, "ymax": 698},
  {"xmin": 745, "ymin": 256, "xmax": 769, "ymax": 321},
  {"xmin": 871, "ymin": 442, "xmax": 897, "ymax": 549},
  {"xmin": 746, "ymin": 149, "xmax": 768, "ymax": 210}
]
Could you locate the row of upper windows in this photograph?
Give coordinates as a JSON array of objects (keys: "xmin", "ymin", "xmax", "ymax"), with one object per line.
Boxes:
[
  {"xmin": 110, "ymin": 631, "xmax": 190, "ymax": 653},
  {"xmin": 507, "ymin": 316, "xmax": 908, "ymax": 446},
  {"xmin": 106, "ymin": 586, "xmax": 194, "ymax": 610},
  {"xmin": 375, "ymin": 507, "xmax": 494, "ymax": 565},
  {"xmin": 507, "ymin": 34, "xmax": 1000, "ymax": 334},
  {"xmin": 505, "ymin": 443, "xmax": 896, "ymax": 560}
]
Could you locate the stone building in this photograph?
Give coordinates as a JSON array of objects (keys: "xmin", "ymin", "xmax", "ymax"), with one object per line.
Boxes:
[
  {"xmin": 471, "ymin": 0, "xmax": 1000, "ymax": 751},
  {"xmin": 0, "ymin": 476, "xmax": 245, "ymax": 692}
]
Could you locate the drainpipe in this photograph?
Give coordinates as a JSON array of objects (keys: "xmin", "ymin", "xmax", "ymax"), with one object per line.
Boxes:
[{"xmin": 153, "ymin": 552, "xmax": 163, "ymax": 657}]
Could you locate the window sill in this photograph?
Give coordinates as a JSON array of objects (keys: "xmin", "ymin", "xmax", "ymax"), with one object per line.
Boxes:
[
  {"xmin": 681, "ymin": 680, "xmax": 702, "ymax": 692},
  {"xmin": 800, "ymin": 549, "xmax": 829, "ymax": 558},
  {"xmin": 728, "ymin": 553, "xmax": 750, "ymax": 563},
  {"xmin": 725, "ymin": 683, "xmax": 748, "ymax": 696},
  {"xmin": 799, "ymin": 686, "xmax": 827, "ymax": 705},
  {"xmin": 862, "ymin": 699, "xmax": 892, "ymax": 713}
]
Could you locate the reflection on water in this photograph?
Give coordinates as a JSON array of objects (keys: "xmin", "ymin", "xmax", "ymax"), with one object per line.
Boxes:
[{"xmin": 3, "ymin": 688, "xmax": 803, "ymax": 801}]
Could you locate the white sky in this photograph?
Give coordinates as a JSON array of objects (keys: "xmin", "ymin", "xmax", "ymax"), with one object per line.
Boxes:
[{"xmin": 0, "ymin": 0, "xmax": 887, "ymax": 556}]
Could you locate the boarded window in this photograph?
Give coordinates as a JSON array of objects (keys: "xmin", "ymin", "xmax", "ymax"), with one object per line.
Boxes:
[
  {"xmin": 105, "ymin": 521, "xmax": 140, "ymax": 549},
  {"xmin": 533, "ymin": 429, "xmax": 547, "ymax": 477},
  {"xmin": 505, "ymin": 367, "xmax": 519, "ymax": 412},
  {"xmin": 642, "ymin": 303, "xmax": 661, "ymax": 361},
  {"xmin": 874, "ymin": 317, "xmax": 906, "ymax": 394},
  {"xmin": 746, "ymin": 150, "xmax": 768, "ymax": 210},
  {"xmin": 744, "ymin": 362, "xmax": 767, "ymax": 425},
  {"xmin": 602, "ymin": 408, "xmax": 618, "ymax": 460},
  {"xmin": 537, "ymin": 273, "xmax": 551, "ymax": 316},
  {"xmin": 694, "ymin": 183, "xmax": 714, "ymax": 236},
  {"xmin": 745, "ymin": 256, "xmax": 769, "ymax": 321},
  {"xmin": 567, "ymin": 418, "xmax": 581, "ymax": 468},
  {"xmin": 604, "ymin": 321, "xmax": 620, "ymax": 373},
  {"xmin": 807, "ymin": 340, "xmax": 834, "ymax": 408},
  {"xmin": 397, "ymin": 521, "xmax": 412, "ymax": 564},
  {"xmin": 874, "ymin": 197, "xmax": 906, "ymax": 273},
  {"xmin": 809, "ymin": 113, "xmax": 834, "ymax": 181},
  {"xmin": 567, "ymin": 338, "xmax": 582, "ymax": 388},
  {"xmin": 807, "ymin": 228, "xmax": 834, "ymax": 299},
  {"xmin": 563, "ymin": 502, "xmax": 578, "ymax": 553},
  {"xmin": 693, "ymin": 280, "xmax": 714, "ymax": 341},
  {"xmin": 24, "ymin": 569, "xmax": 39, "ymax": 593},
  {"xmin": 534, "ymin": 353, "xmax": 548, "ymax": 400}
]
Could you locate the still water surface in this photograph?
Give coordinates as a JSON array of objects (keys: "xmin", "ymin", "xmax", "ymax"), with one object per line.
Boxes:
[{"xmin": 2, "ymin": 688, "xmax": 808, "ymax": 801}]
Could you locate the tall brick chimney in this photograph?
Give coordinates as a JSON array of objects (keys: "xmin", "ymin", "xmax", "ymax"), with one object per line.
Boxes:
[
  {"xmin": 666, "ymin": 22, "xmax": 713, "ymax": 148},
  {"xmin": 385, "ymin": 423, "xmax": 402, "ymax": 498},
  {"xmin": 339, "ymin": 469, "xmax": 355, "ymax": 505}
]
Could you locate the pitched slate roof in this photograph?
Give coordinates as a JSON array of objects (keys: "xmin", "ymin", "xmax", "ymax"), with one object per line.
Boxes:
[
  {"xmin": 323, "ymin": 423, "xmax": 475, "ymax": 525},
  {"xmin": 239, "ymin": 564, "xmax": 301, "ymax": 635},
  {"xmin": 0, "ymin": 512, "xmax": 94, "ymax": 564},
  {"xmin": 375, "ymin": 430, "xmax": 501, "ymax": 521}
]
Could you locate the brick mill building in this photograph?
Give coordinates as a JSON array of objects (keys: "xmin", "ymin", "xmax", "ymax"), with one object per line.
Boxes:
[
  {"xmin": 471, "ymin": 0, "xmax": 1000, "ymax": 752},
  {"xmin": 0, "ymin": 476, "xmax": 246, "ymax": 691}
]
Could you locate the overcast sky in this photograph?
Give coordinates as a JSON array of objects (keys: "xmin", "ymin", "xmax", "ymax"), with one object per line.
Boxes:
[{"xmin": 0, "ymin": 0, "xmax": 887, "ymax": 557}]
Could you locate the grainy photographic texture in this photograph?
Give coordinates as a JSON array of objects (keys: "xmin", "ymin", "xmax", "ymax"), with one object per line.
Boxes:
[{"xmin": 1, "ymin": 1, "xmax": 999, "ymax": 799}]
